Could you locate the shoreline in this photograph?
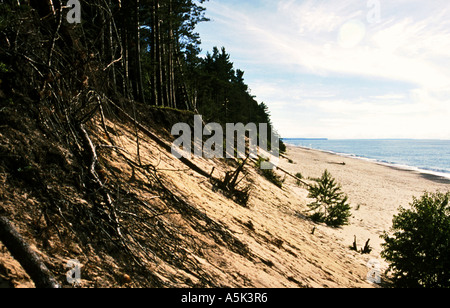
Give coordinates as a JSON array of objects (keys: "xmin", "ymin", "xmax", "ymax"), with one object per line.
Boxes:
[
  {"xmin": 286, "ymin": 143, "xmax": 450, "ymax": 183},
  {"xmin": 279, "ymin": 145, "xmax": 450, "ymax": 269}
]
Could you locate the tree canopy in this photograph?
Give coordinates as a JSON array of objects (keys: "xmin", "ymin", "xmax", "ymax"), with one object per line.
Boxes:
[{"xmin": 0, "ymin": 0, "xmax": 277, "ymax": 138}]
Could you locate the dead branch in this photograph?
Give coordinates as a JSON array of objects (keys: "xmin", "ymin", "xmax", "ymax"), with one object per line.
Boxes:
[
  {"xmin": 0, "ymin": 217, "xmax": 60, "ymax": 288},
  {"xmin": 78, "ymin": 123, "xmax": 122, "ymax": 238},
  {"xmin": 47, "ymin": 3, "xmax": 63, "ymax": 68},
  {"xmin": 275, "ymin": 164, "xmax": 311, "ymax": 188},
  {"xmin": 106, "ymin": 98, "xmax": 216, "ymax": 180},
  {"xmin": 250, "ymin": 157, "xmax": 311, "ymax": 188},
  {"xmin": 103, "ymin": 56, "xmax": 123, "ymax": 71}
]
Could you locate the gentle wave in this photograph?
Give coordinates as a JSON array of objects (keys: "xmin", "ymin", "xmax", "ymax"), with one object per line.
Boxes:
[{"xmin": 285, "ymin": 139, "xmax": 450, "ymax": 180}]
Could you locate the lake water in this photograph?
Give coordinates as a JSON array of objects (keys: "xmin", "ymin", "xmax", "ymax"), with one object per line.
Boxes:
[{"xmin": 283, "ymin": 139, "xmax": 450, "ymax": 180}]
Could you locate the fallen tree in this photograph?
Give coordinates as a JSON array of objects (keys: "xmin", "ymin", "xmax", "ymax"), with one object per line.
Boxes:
[{"xmin": 0, "ymin": 216, "xmax": 59, "ymax": 288}]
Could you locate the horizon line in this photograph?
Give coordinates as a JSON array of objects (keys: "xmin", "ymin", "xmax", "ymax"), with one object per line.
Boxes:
[{"xmin": 282, "ymin": 138, "xmax": 450, "ymax": 141}]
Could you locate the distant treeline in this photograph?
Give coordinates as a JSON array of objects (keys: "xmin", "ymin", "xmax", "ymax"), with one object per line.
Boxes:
[{"xmin": 283, "ymin": 138, "xmax": 329, "ymax": 141}]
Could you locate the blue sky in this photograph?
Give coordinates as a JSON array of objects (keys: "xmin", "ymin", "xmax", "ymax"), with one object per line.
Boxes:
[{"xmin": 196, "ymin": 0, "xmax": 450, "ymax": 139}]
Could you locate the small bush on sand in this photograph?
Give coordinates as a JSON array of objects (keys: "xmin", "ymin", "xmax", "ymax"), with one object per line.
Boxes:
[
  {"xmin": 295, "ymin": 172, "xmax": 303, "ymax": 186},
  {"xmin": 255, "ymin": 157, "xmax": 284, "ymax": 188},
  {"xmin": 307, "ymin": 170, "xmax": 351, "ymax": 227}
]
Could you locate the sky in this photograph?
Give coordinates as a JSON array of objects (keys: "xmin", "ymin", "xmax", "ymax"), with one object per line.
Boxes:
[{"xmin": 195, "ymin": 0, "xmax": 450, "ymax": 139}]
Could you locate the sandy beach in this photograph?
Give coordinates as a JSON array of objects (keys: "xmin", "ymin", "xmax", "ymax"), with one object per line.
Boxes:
[
  {"xmin": 279, "ymin": 145, "xmax": 450, "ymax": 269},
  {"xmin": 87, "ymin": 123, "xmax": 450, "ymax": 287}
]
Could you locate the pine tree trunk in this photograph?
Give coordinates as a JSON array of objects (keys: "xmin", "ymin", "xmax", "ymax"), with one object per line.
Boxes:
[
  {"xmin": 156, "ymin": 0, "xmax": 164, "ymax": 106},
  {"xmin": 151, "ymin": 0, "xmax": 159, "ymax": 106},
  {"xmin": 168, "ymin": 0, "xmax": 176, "ymax": 108},
  {"xmin": 135, "ymin": 0, "xmax": 145, "ymax": 103},
  {"xmin": 108, "ymin": 0, "xmax": 117, "ymax": 88}
]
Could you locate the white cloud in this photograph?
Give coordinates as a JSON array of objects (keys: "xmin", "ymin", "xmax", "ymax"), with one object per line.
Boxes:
[
  {"xmin": 370, "ymin": 94, "xmax": 406, "ymax": 101},
  {"xmin": 198, "ymin": 0, "xmax": 450, "ymax": 139}
]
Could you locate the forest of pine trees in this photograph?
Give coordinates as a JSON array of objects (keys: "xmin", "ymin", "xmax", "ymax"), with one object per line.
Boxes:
[
  {"xmin": 0, "ymin": 0, "xmax": 280, "ymax": 139},
  {"xmin": 0, "ymin": 2, "xmax": 285, "ymax": 287}
]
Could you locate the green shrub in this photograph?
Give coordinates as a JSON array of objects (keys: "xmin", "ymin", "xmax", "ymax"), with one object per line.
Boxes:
[
  {"xmin": 0, "ymin": 62, "xmax": 10, "ymax": 73},
  {"xmin": 307, "ymin": 170, "xmax": 351, "ymax": 227},
  {"xmin": 279, "ymin": 139, "xmax": 286, "ymax": 154},
  {"xmin": 295, "ymin": 172, "xmax": 303, "ymax": 186},
  {"xmin": 381, "ymin": 191, "xmax": 450, "ymax": 288},
  {"xmin": 255, "ymin": 157, "xmax": 284, "ymax": 188}
]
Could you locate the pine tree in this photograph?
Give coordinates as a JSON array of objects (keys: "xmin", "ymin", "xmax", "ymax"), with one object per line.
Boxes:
[
  {"xmin": 307, "ymin": 170, "xmax": 352, "ymax": 227},
  {"xmin": 381, "ymin": 191, "xmax": 450, "ymax": 288}
]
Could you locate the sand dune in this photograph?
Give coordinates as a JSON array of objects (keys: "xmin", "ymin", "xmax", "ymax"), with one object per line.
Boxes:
[{"xmin": 3, "ymin": 114, "xmax": 449, "ymax": 288}]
